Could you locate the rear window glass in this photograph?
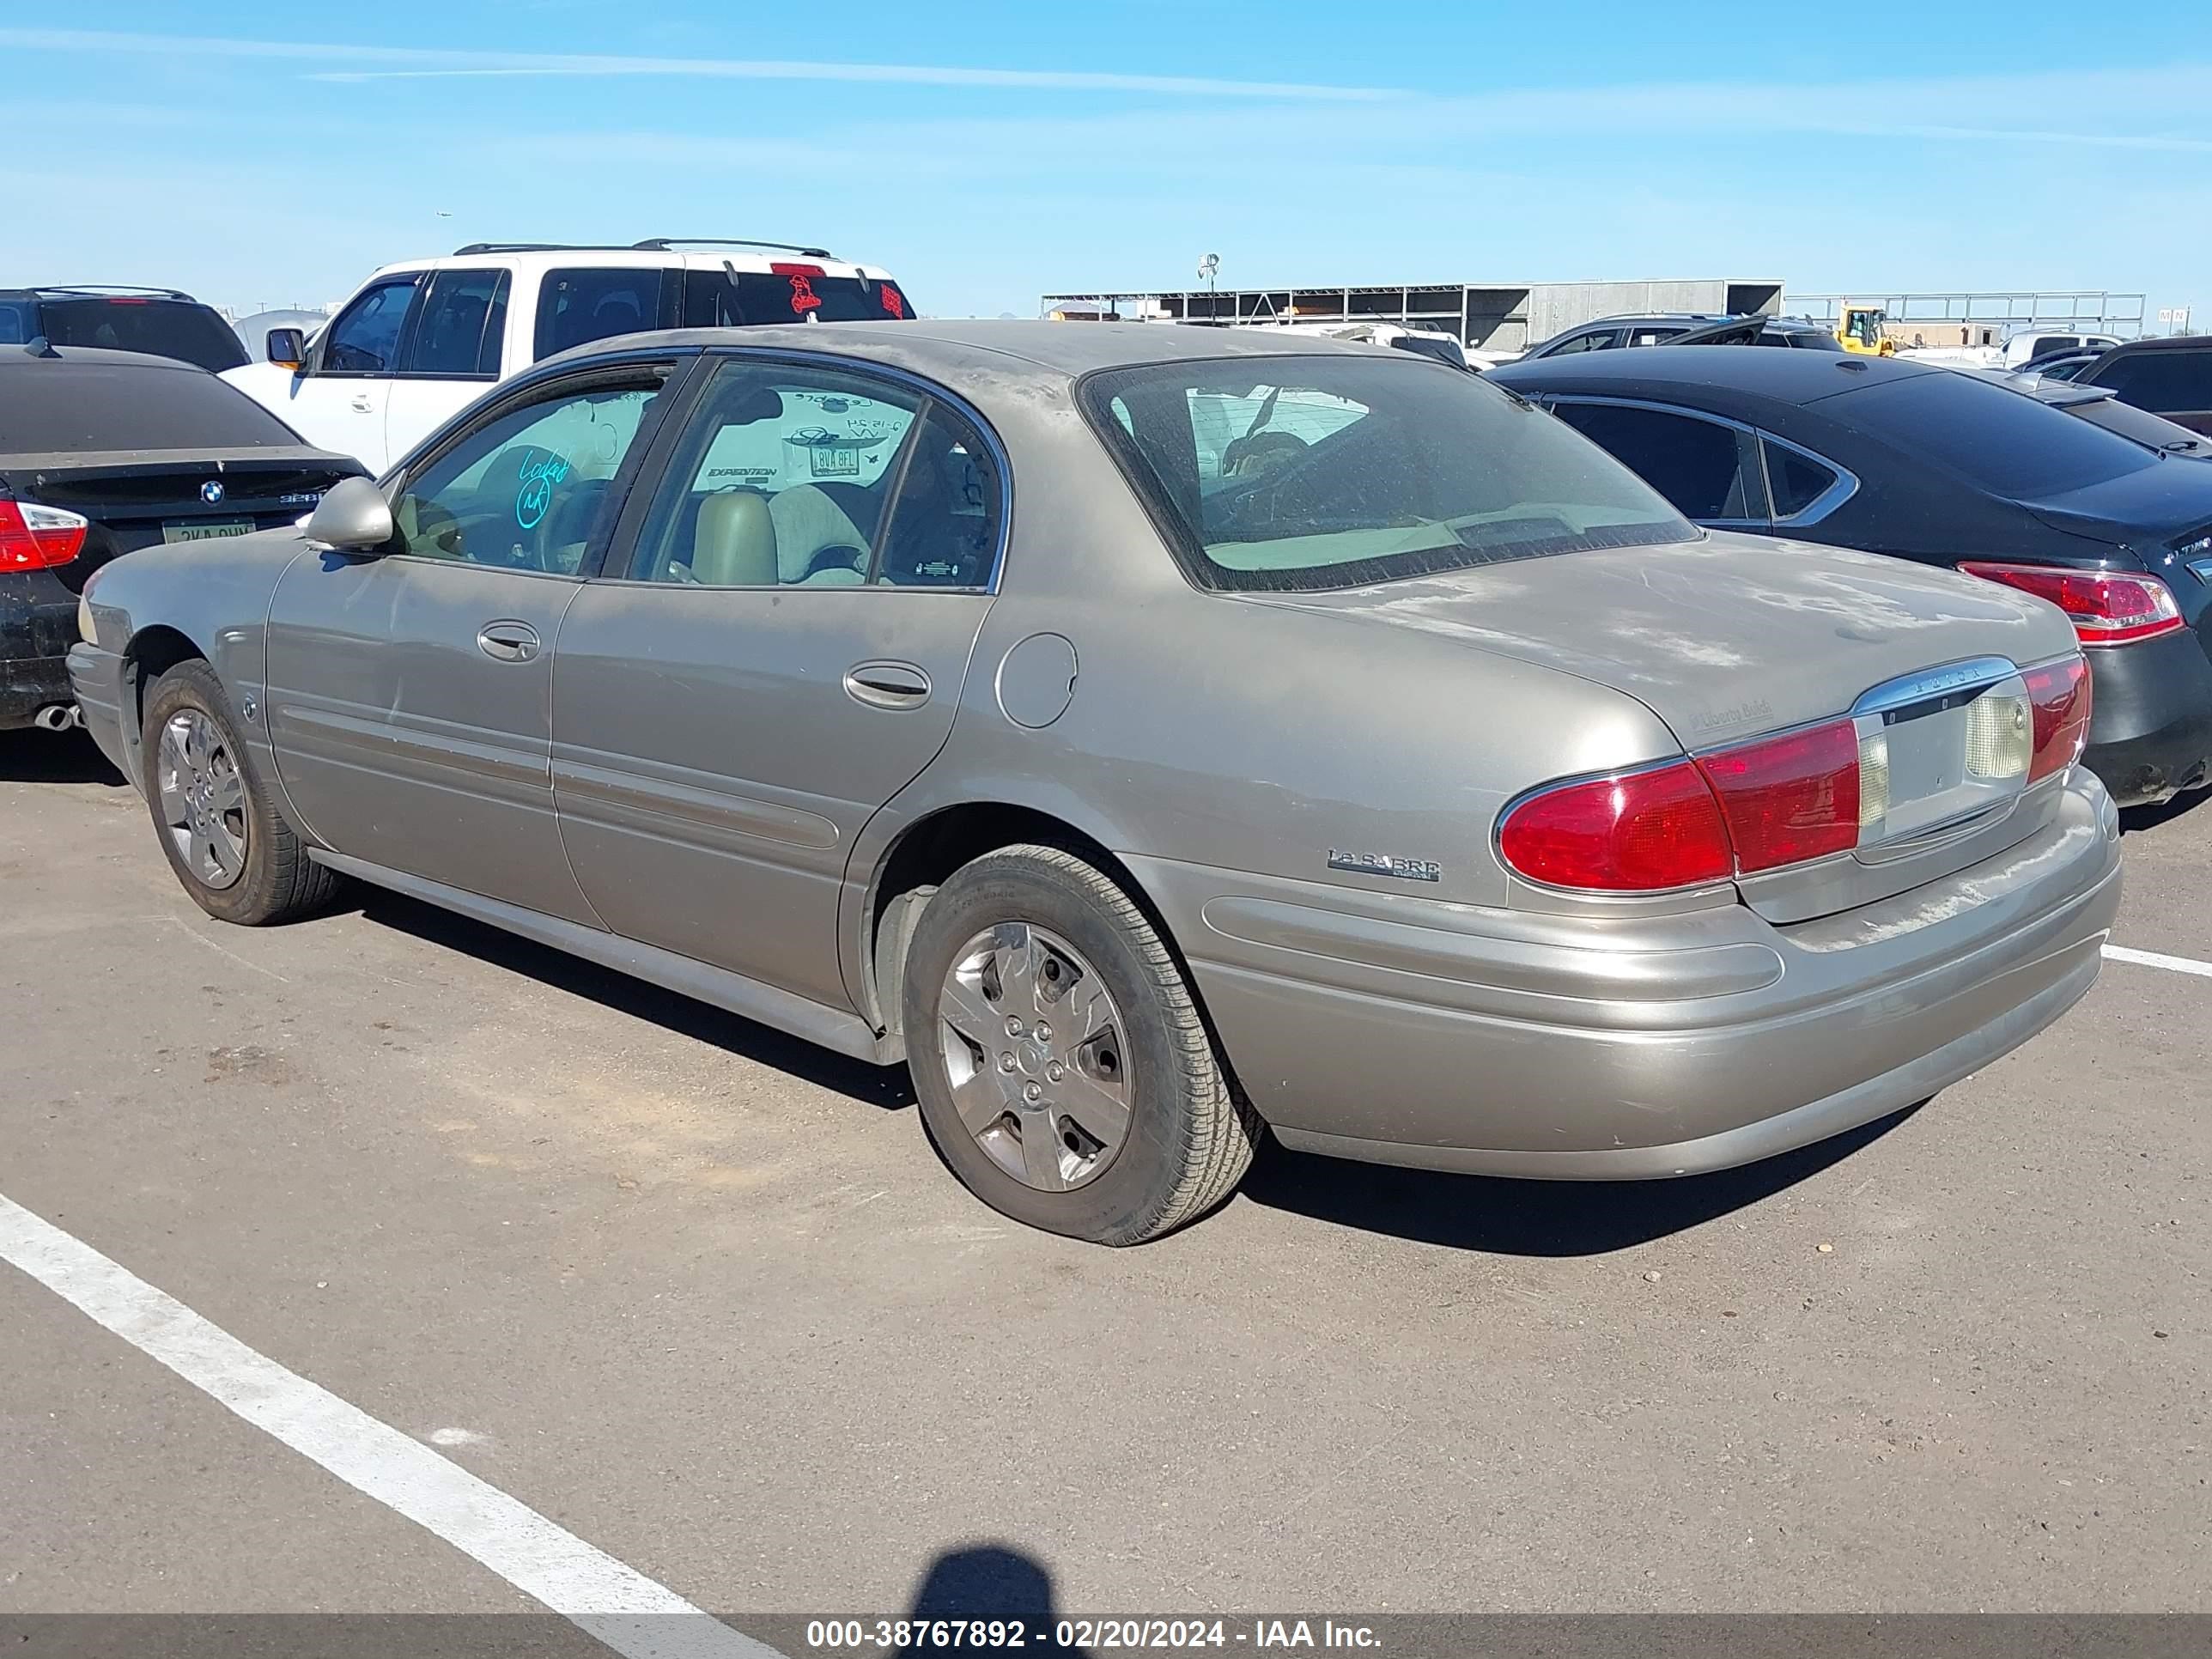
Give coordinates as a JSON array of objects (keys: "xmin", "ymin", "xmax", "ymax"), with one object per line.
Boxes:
[
  {"xmin": 28, "ymin": 299, "xmax": 248, "ymax": 373},
  {"xmin": 1825, "ymin": 370, "xmax": 2160, "ymax": 498},
  {"xmin": 1079, "ymin": 356, "xmax": 1694, "ymax": 593},
  {"xmin": 2061, "ymin": 395, "xmax": 2207, "ymax": 452},
  {"xmin": 0, "ymin": 361, "xmax": 304, "ymax": 454},
  {"xmin": 681, "ymin": 269, "xmax": 914, "ymax": 327},
  {"xmin": 2094, "ymin": 350, "xmax": 2212, "ymax": 415}
]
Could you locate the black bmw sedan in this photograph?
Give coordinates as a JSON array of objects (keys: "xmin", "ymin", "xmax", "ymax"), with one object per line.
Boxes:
[
  {"xmin": 2, "ymin": 343, "xmax": 362, "ymax": 732},
  {"xmin": 1490, "ymin": 347, "xmax": 2212, "ymax": 806}
]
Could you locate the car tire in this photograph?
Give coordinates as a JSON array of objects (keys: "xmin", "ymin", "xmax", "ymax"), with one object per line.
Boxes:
[
  {"xmin": 902, "ymin": 843, "xmax": 1260, "ymax": 1245},
  {"xmin": 141, "ymin": 660, "xmax": 339, "ymax": 927}
]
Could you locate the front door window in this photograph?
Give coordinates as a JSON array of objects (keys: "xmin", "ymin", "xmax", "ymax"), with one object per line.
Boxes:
[{"xmin": 391, "ymin": 374, "xmax": 670, "ymax": 574}]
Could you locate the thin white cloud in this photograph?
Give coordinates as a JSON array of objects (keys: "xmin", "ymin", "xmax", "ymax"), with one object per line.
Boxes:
[{"xmin": 0, "ymin": 27, "xmax": 1399, "ymax": 100}]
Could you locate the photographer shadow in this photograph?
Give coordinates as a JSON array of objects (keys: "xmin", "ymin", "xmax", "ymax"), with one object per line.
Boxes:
[{"xmin": 897, "ymin": 1545, "xmax": 1091, "ymax": 1659}]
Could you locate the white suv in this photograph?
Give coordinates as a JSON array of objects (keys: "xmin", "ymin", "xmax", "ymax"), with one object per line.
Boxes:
[{"xmin": 223, "ymin": 239, "xmax": 914, "ymax": 476}]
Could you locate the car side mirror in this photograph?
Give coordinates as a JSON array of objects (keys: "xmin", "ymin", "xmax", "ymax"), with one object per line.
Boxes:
[
  {"xmin": 305, "ymin": 477, "xmax": 395, "ymax": 554},
  {"xmin": 266, "ymin": 327, "xmax": 306, "ymax": 369}
]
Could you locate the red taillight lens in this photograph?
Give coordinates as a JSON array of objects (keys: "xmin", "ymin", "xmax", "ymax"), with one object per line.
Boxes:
[
  {"xmin": 0, "ymin": 500, "xmax": 89, "ymax": 571},
  {"xmin": 1696, "ymin": 720, "xmax": 1861, "ymax": 872},
  {"xmin": 1501, "ymin": 720, "xmax": 1869, "ymax": 891},
  {"xmin": 2022, "ymin": 655, "xmax": 2092, "ymax": 783},
  {"xmin": 769, "ymin": 262, "xmax": 827, "ymax": 278},
  {"xmin": 1498, "ymin": 759, "xmax": 1733, "ymax": 892},
  {"xmin": 1960, "ymin": 561, "xmax": 2185, "ymax": 647}
]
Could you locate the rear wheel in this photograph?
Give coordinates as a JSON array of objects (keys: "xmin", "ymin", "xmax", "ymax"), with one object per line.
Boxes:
[
  {"xmin": 141, "ymin": 660, "xmax": 338, "ymax": 926},
  {"xmin": 902, "ymin": 845, "xmax": 1259, "ymax": 1245}
]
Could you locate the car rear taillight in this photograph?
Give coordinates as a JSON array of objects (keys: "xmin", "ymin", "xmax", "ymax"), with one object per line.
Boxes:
[
  {"xmin": 1959, "ymin": 561, "xmax": 2185, "ymax": 646},
  {"xmin": 0, "ymin": 500, "xmax": 89, "ymax": 571},
  {"xmin": 1497, "ymin": 760, "xmax": 1733, "ymax": 892},
  {"xmin": 1696, "ymin": 720, "xmax": 1862, "ymax": 872},
  {"xmin": 2022, "ymin": 655, "xmax": 2093, "ymax": 783}
]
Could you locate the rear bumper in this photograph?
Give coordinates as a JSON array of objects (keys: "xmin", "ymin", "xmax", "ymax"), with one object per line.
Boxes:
[
  {"xmin": 0, "ymin": 569, "xmax": 80, "ymax": 730},
  {"xmin": 2081, "ymin": 629, "xmax": 2212, "ymax": 805},
  {"xmin": 1141, "ymin": 769, "xmax": 2122, "ymax": 1179}
]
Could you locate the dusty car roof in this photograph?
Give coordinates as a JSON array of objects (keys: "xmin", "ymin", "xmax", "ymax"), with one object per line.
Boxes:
[{"xmin": 543, "ymin": 319, "xmax": 1381, "ymax": 380}]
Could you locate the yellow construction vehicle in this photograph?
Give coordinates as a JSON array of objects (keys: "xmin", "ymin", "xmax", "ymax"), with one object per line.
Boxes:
[{"xmin": 1835, "ymin": 301, "xmax": 1897, "ymax": 356}]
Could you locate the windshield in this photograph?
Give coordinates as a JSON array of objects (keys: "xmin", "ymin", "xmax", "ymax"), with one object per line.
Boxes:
[
  {"xmin": 1079, "ymin": 355, "xmax": 1695, "ymax": 593},
  {"xmin": 1827, "ymin": 369, "xmax": 2161, "ymax": 499},
  {"xmin": 31, "ymin": 298, "xmax": 249, "ymax": 373}
]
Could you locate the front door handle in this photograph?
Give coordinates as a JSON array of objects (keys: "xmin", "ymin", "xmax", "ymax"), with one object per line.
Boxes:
[
  {"xmin": 477, "ymin": 620, "xmax": 541, "ymax": 663},
  {"xmin": 350, "ymin": 393, "xmax": 374, "ymax": 413},
  {"xmin": 843, "ymin": 660, "xmax": 931, "ymax": 710}
]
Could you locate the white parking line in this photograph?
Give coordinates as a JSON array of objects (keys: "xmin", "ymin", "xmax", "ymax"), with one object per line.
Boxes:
[
  {"xmin": 2104, "ymin": 943, "xmax": 2212, "ymax": 980},
  {"xmin": 0, "ymin": 1193, "xmax": 782, "ymax": 1659}
]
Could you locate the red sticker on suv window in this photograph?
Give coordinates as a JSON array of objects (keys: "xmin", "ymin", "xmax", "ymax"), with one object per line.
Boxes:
[
  {"xmin": 880, "ymin": 285, "xmax": 906, "ymax": 319},
  {"xmin": 787, "ymin": 274, "xmax": 822, "ymax": 314}
]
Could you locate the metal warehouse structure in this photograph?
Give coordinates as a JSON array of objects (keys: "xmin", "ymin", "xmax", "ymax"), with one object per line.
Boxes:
[
  {"xmin": 1042, "ymin": 276, "xmax": 1784, "ymax": 353},
  {"xmin": 1788, "ymin": 290, "xmax": 2150, "ymax": 348}
]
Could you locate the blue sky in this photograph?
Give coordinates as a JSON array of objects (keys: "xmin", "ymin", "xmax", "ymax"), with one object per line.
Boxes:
[{"xmin": 6, "ymin": 3, "xmax": 2209, "ymax": 325}]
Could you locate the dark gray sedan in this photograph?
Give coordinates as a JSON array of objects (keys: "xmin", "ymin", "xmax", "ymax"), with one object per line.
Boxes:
[{"xmin": 70, "ymin": 322, "xmax": 2120, "ymax": 1243}]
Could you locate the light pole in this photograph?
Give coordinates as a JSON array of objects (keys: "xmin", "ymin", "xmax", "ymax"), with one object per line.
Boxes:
[{"xmin": 1199, "ymin": 252, "xmax": 1220, "ymax": 321}]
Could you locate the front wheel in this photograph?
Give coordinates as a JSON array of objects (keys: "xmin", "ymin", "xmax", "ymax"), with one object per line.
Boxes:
[
  {"xmin": 901, "ymin": 845, "xmax": 1259, "ymax": 1245},
  {"xmin": 141, "ymin": 660, "xmax": 339, "ymax": 927}
]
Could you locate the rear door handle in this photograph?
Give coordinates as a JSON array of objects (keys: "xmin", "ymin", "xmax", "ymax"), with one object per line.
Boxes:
[
  {"xmin": 843, "ymin": 660, "xmax": 931, "ymax": 710},
  {"xmin": 477, "ymin": 620, "xmax": 541, "ymax": 663},
  {"xmin": 349, "ymin": 393, "xmax": 374, "ymax": 413}
]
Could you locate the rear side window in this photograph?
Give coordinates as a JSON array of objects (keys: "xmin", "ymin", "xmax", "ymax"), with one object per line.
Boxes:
[
  {"xmin": 534, "ymin": 269, "xmax": 668, "ymax": 359},
  {"xmin": 1624, "ymin": 326, "xmax": 1686, "ymax": 348},
  {"xmin": 1080, "ymin": 355, "xmax": 1692, "ymax": 592},
  {"xmin": 2094, "ymin": 349, "xmax": 2212, "ymax": 415},
  {"xmin": 1764, "ymin": 441, "xmax": 1842, "ymax": 517},
  {"xmin": 629, "ymin": 359, "xmax": 981, "ymax": 588},
  {"xmin": 1550, "ymin": 402, "xmax": 1764, "ymax": 521},
  {"xmin": 404, "ymin": 268, "xmax": 510, "ymax": 378},
  {"xmin": 33, "ymin": 299, "xmax": 249, "ymax": 373},
  {"xmin": 0, "ymin": 361, "xmax": 305, "ymax": 453},
  {"xmin": 680, "ymin": 268, "xmax": 915, "ymax": 327},
  {"xmin": 1828, "ymin": 370, "xmax": 2160, "ymax": 497}
]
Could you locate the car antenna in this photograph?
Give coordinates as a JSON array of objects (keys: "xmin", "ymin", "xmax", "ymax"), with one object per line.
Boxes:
[{"xmin": 21, "ymin": 335, "xmax": 58, "ymax": 358}]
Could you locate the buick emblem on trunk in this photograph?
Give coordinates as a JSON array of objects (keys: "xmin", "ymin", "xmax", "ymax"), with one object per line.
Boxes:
[{"xmin": 200, "ymin": 480, "xmax": 224, "ymax": 505}]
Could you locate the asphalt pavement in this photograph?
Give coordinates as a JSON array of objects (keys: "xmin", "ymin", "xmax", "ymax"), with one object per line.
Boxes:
[{"xmin": 3, "ymin": 730, "xmax": 2208, "ymax": 1630}]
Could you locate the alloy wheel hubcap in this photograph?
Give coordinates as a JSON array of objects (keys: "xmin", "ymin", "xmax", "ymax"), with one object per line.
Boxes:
[
  {"xmin": 937, "ymin": 922, "xmax": 1130, "ymax": 1192},
  {"xmin": 156, "ymin": 709, "xmax": 248, "ymax": 890}
]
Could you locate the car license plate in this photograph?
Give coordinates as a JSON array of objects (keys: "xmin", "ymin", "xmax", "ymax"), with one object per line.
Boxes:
[{"xmin": 163, "ymin": 520, "xmax": 255, "ymax": 544}]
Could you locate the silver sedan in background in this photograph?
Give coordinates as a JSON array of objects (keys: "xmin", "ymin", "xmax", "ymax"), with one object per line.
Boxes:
[{"xmin": 70, "ymin": 322, "xmax": 2120, "ymax": 1243}]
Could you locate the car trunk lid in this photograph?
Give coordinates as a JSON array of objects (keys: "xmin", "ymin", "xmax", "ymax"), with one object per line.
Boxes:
[
  {"xmin": 1, "ymin": 447, "xmax": 358, "ymax": 590},
  {"xmin": 1243, "ymin": 531, "xmax": 2084, "ymax": 920}
]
